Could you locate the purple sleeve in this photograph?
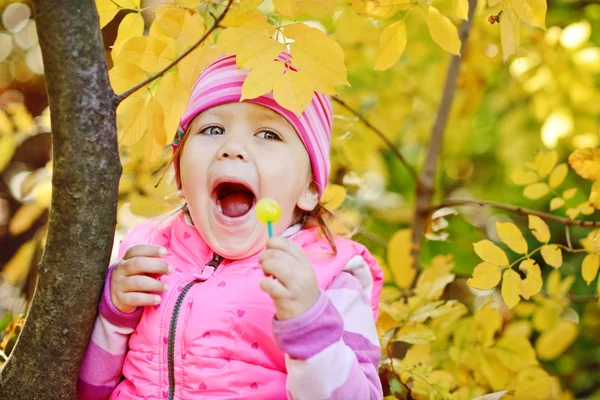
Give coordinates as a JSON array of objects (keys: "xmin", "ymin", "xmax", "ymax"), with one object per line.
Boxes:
[
  {"xmin": 77, "ymin": 265, "xmax": 142, "ymax": 400},
  {"xmin": 272, "ymin": 270, "xmax": 383, "ymax": 400}
]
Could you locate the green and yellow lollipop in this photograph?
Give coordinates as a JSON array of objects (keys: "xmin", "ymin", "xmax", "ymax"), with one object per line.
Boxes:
[{"xmin": 255, "ymin": 198, "xmax": 282, "ymax": 237}]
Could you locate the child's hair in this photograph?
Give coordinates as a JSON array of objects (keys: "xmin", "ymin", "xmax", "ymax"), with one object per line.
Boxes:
[{"xmin": 162, "ymin": 126, "xmax": 338, "ymax": 255}]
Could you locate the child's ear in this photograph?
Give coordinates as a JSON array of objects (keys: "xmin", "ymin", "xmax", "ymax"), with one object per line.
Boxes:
[{"xmin": 297, "ymin": 181, "xmax": 319, "ymax": 212}]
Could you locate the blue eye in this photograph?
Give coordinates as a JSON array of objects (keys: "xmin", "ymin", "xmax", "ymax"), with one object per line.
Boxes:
[
  {"xmin": 201, "ymin": 126, "xmax": 224, "ymax": 136},
  {"xmin": 256, "ymin": 130, "xmax": 281, "ymax": 141}
]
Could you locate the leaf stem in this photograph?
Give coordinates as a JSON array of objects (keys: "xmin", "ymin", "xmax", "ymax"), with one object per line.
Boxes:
[{"xmin": 427, "ymin": 198, "xmax": 600, "ymax": 228}]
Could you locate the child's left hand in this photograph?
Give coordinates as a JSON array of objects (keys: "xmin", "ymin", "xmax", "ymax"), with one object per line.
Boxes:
[{"xmin": 259, "ymin": 236, "xmax": 319, "ymax": 321}]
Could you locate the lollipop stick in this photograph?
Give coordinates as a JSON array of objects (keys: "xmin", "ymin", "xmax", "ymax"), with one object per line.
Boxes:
[{"xmin": 268, "ymin": 221, "xmax": 273, "ymax": 238}]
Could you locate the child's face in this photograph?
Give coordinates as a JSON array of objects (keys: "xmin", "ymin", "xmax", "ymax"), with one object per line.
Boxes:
[{"xmin": 179, "ymin": 102, "xmax": 318, "ymax": 259}]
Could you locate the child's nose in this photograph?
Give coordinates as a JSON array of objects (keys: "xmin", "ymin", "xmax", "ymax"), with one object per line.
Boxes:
[{"xmin": 218, "ymin": 140, "xmax": 248, "ymax": 161}]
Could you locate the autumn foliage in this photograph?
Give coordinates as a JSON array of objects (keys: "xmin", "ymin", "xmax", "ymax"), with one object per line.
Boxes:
[{"xmin": 1, "ymin": 0, "xmax": 599, "ymax": 398}]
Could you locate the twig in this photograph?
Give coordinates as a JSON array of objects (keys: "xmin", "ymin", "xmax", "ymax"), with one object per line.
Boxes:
[
  {"xmin": 565, "ymin": 225, "xmax": 573, "ymax": 250},
  {"xmin": 427, "ymin": 198, "xmax": 600, "ymax": 228},
  {"xmin": 332, "ymin": 96, "xmax": 419, "ymax": 184},
  {"xmin": 115, "ymin": 0, "xmax": 234, "ymax": 104},
  {"xmin": 409, "ymin": 0, "xmax": 478, "ymax": 276},
  {"xmin": 569, "ymin": 294, "xmax": 599, "ymax": 303}
]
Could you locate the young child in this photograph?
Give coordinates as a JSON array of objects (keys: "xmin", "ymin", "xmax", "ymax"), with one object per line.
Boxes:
[{"xmin": 77, "ymin": 54, "xmax": 384, "ymax": 400}]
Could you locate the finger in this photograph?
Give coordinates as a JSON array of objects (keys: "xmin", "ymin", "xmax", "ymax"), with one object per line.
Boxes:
[
  {"xmin": 123, "ymin": 244, "xmax": 167, "ymax": 260},
  {"xmin": 122, "ymin": 275, "xmax": 167, "ymax": 293},
  {"xmin": 260, "ymin": 257, "xmax": 295, "ymax": 287},
  {"xmin": 118, "ymin": 292, "xmax": 162, "ymax": 308},
  {"xmin": 121, "ymin": 257, "xmax": 172, "ymax": 277},
  {"xmin": 260, "ymin": 277, "xmax": 289, "ymax": 299},
  {"xmin": 266, "ymin": 237, "xmax": 305, "ymax": 262}
]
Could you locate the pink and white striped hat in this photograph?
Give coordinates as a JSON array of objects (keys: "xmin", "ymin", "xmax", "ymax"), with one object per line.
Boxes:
[{"xmin": 172, "ymin": 54, "xmax": 332, "ymax": 197}]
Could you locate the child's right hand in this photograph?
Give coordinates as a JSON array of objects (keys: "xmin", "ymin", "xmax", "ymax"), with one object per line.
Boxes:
[{"xmin": 110, "ymin": 244, "xmax": 172, "ymax": 314}]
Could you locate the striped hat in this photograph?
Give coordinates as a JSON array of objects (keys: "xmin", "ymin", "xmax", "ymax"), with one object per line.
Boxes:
[{"xmin": 172, "ymin": 54, "xmax": 332, "ymax": 197}]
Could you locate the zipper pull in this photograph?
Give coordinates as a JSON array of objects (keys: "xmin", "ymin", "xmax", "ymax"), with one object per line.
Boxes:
[{"xmin": 193, "ymin": 254, "xmax": 223, "ymax": 281}]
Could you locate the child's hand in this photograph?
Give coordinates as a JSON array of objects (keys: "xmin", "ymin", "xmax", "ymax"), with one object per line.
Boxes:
[
  {"xmin": 110, "ymin": 245, "xmax": 172, "ymax": 314},
  {"xmin": 259, "ymin": 237, "xmax": 319, "ymax": 321}
]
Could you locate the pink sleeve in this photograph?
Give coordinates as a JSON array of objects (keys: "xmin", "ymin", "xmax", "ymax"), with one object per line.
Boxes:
[
  {"xmin": 272, "ymin": 264, "xmax": 383, "ymax": 400},
  {"xmin": 77, "ymin": 222, "xmax": 156, "ymax": 399}
]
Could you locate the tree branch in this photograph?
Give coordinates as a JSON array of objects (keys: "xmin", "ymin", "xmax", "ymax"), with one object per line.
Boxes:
[
  {"xmin": 116, "ymin": 0, "xmax": 234, "ymax": 104},
  {"xmin": 427, "ymin": 198, "xmax": 600, "ymax": 228},
  {"xmin": 409, "ymin": 0, "xmax": 478, "ymax": 276},
  {"xmin": 332, "ymin": 96, "xmax": 419, "ymax": 184},
  {"xmin": 0, "ymin": 1, "xmax": 121, "ymax": 398}
]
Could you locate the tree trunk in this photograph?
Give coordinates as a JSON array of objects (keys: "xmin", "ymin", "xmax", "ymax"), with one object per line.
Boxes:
[{"xmin": 0, "ymin": 1, "xmax": 120, "ymax": 399}]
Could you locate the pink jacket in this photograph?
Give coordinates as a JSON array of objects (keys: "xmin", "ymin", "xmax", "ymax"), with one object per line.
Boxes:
[{"xmin": 78, "ymin": 213, "xmax": 384, "ymax": 399}]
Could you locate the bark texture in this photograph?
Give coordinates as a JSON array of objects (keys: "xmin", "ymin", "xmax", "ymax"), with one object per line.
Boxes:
[{"xmin": 0, "ymin": 1, "xmax": 120, "ymax": 398}]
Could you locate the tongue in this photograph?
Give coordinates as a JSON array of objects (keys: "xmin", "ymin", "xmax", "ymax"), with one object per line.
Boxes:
[{"xmin": 220, "ymin": 192, "xmax": 254, "ymax": 218}]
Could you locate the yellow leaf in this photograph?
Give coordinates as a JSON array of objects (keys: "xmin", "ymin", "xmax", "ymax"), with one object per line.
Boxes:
[
  {"xmin": 273, "ymin": 0, "xmax": 299, "ymax": 18},
  {"xmin": 467, "ymin": 262, "xmax": 502, "ymax": 290},
  {"xmin": 511, "ymin": 168, "xmax": 538, "ymax": 185},
  {"xmin": 33, "ymin": 180, "xmax": 52, "ymax": 208},
  {"xmin": 154, "ymin": 6, "xmax": 205, "ymax": 46},
  {"xmin": 322, "ymin": 184, "xmax": 346, "ymax": 210},
  {"xmin": 474, "ymin": 300, "xmax": 502, "ymax": 347},
  {"xmin": 240, "ymin": 0, "xmax": 264, "ymax": 13},
  {"xmin": 96, "ymin": 0, "xmax": 119, "ymax": 28},
  {"xmin": 472, "ymin": 391, "xmax": 515, "ymax": 400},
  {"xmin": 285, "ymin": 23, "xmax": 349, "ymax": 94},
  {"xmin": 388, "ymin": 229, "xmax": 416, "ymax": 288},
  {"xmin": 374, "ymin": 20, "xmax": 407, "ymax": 71},
  {"xmin": 502, "ymin": 269, "xmax": 522, "ymax": 308},
  {"xmin": 178, "ymin": 45, "xmax": 221, "ymax": 86},
  {"xmin": 395, "ymin": 324, "xmax": 436, "ymax": 344},
  {"xmin": 509, "ymin": 0, "xmax": 546, "ymax": 30},
  {"xmin": 109, "ymin": 62, "xmax": 146, "ymax": 96},
  {"xmin": 580, "ymin": 229, "xmax": 600, "ymax": 253},
  {"xmin": 590, "ymin": 179, "xmax": 600, "ymax": 209},
  {"xmin": 114, "ymin": 36, "xmax": 175, "ymax": 73},
  {"xmin": 563, "ymin": 187, "xmax": 577, "ymax": 199},
  {"xmin": 549, "ymin": 197, "xmax": 565, "ymax": 211},
  {"xmin": 541, "ymin": 244, "xmax": 562, "ymax": 268},
  {"xmin": 512, "ymin": 367, "xmax": 552, "ymax": 399},
  {"xmin": 116, "ymin": 0, "xmax": 140, "ymax": 8},
  {"xmin": 221, "ymin": 8, "xmax": 267, "ymax": 28},
  {"xmin": 1, "ymin": 240, "xmax": 36, "ymax": 286},
  {"xmin": 534, "ymin": 150, "xmax": 558, "ymax": 178},
  {"xmin": 336, "ymin": 7, "xmax": 370, "ymax": 44},
  {"xmin": 566, "ymin": 207, "xmax": 579, "ymax": 220},
  {"xmin": 532, "ymin": 305, "xmax": 559, "ymax": 332},
  {"xmin": 497, "ymin": 221, "xmax": 528, "ymax": 254},
  {"xmin": 528, "ymin": 215, "xmax": 550, "ymax": 243},
  {"xmin": 241, "ymin": 61, "xmax": 286, "ymax": 100},
  {"xmin": 519, "ymin": 259, "xmax": 542, "ymax": 299},
  {"xmin": 535, "ymin": 321, "xmax": 578, "ymax": 360},
  {"xmin": 424, "ymin": 6, "xmax": 461, "ymax": 55},
  {"xmin": 0, "ymin": 133, "xmax": 16, "ymax": 172},
  {"xmin": 478, "ymin": 351, "xmax": 512, "ymax": 391},
  {"xmin": 218, "ymin": 21, "xmax": 284, "ymax": 70},
  {"xmin": 568, "ymin": 148, "xmax": 600, "ymax": 180},
  {"xmin": 273, "ymin": 70, "xmax": 313, "ymax": 115},
  {"xmin": 9, "ymin": 203, "xmax": 46, "ymax": 236},
  {"xmin": 145, "ymin": 96, "xmax": 167, "ymax": 165},
  {"xmin": 582, "ymin": 253, "xmax": 600, "ymax": 285},
  {"xmin": 474, "ymin": 239, "xmax": 510, "ymax": 266},
  {"xmin": 351, "ymin": 0, "xmax": 411, "ymax": 20},
  {"xmin": 156, "ymin": 72, "xmax": 191, "ymax": 139},
  {"xmin": 500, "ymin": 6, "xmax": 521, "ymax": 62},
  {"xmin": 175, "ymin": 0, "xmax": 201, "ymax": 7},
  {"xmin": 296, "ymin": 0, "xmax": 336, "ymax": 16},
  {"xmin": 492, "ymin": 335, "xmax": 538, "ymax": 372},
  {"xmin": 120, "ymin": 98, "xmax": 147, "ymax": 146},
  {"xmin": 112, "ymin": 12, "xmax": 145, "ymax": 56},
  {"xmin": 523, "ymin": 182, "xmax": 550, "ymax": 199},
  {"xmin": 452, "ymin": 0, "xmax": 469, "ymax": 20},
  {"xmin": 548, "ymin": 163, "xmax": 568, "ymax": 188}
]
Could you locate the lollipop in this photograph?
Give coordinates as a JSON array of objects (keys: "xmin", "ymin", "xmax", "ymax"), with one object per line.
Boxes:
[{"xmin": 255, "ymin": 198, "xmax": 282, "ymax": 237}]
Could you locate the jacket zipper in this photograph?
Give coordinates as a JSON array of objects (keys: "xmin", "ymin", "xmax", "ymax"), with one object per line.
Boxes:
[{"xmin": 167, "ymin": 253, "xmax": 223, "ymax": 400}]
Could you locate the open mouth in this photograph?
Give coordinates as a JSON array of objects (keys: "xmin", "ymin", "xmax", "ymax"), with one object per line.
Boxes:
[{"xmin": 212, "ymin": 181, "xmax": 256, "ymax": 219}]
